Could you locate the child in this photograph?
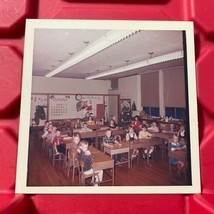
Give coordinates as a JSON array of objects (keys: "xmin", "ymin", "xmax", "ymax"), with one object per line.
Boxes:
[
  {"xmin": 177, "ymin": 124, "xmax": 186, "ymax": 141},
  {"xmin": 74, "ymin": 118, "xmax": 82, "ymax": 129},
  {"xmin": 126, "ymin": 126, "xmax": 139, "ymax": 158},
  {"xmin": 138, "ymin": 124, "xmax": 154, "ymax": 159},
  {"xmin": 78, "ymin": 140, "xmax": 103, "ymax": 186},
  {"xmin": 42, "ymin": 124, "xmax": 53, "ymax": 139},
  {"xmin": 102, "ymin": 129, "xmax": 122, "ymax": 163},
  {"xmin": 70, "ymin": 132, "xmax": 81, "ymax": 152},
  {"xmin": 80, "ymin": 122, "xmax": 93, "ymax": 133},
  {"xmin": 169, "ymin": 134, "xmax": 186, "ymax": 177},
  {"xmin": 162, "ymin": 123, "xmax": 178, "ymax": 133},
  {"xmin": 148, "ymin": 122, "xmax": 159, "ymax": 133},
  {"xmin": 108, "ymin": 119, "xmax": 117, "ymax": 129},
  {"xmin": 53, "ymin": 130, "xmax": 66, "ymax": 155},
  {"xmin": 132, "ymin": 116, "xmax": 141, "ymax": 131},
  {"xmin": 86, "ymin": 116, "xmax": 95, "ymax": 126},
  {"xmin": 79, "ymin": 123, "xmax": 93, "ymax": 145},
  {"xmin": 46, "ymin": 126, "xmax": 57, "ymax": 158}
]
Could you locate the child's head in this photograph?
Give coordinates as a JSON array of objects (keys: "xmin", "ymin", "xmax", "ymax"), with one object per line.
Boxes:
[
  {"xmin": 180, "ymin": 125, "xmax": 185, "ymax": 131},
  {"xmin": 73, "ymin": 133, "xmax": 80, "ymax": 144},
  {"xmin": 128, "ymin": 126, "xmax": 134, "ymax": 133},
  {"xmin": 172, "ymin": 134, "xmax": 179, "ymax": 143},
  {"xmin": 45, "ymin": 120, "xmax": 49, "ymax": 127},
  {"xmin": 56, "ymin": 130, "xmax": 61, "ymax": 137},
  {"xmin": 88, "ymin": 116, "xmax": 93, "ymax": 121},
  {"xmin": 79, "ymin": 140, "xmax": 88, "ymax": 152},
  {"xmin": 141, "ymin": 124, "xmax": 148, "ymax": 131},
  {"xmin": 105, "ymin": 129, "xmax": 112, "ymax": 138},
  {"xmin": 134, "ymin": 116, "xmax": 139, "ymax": 121},
  {"xmin": 48, "ymin": 124, "xmax": 53, "ymax": 131},
  {"xmin": 110, "ymin": 119, "xmax": 115, "ymax": 125},
  {"xmin": 52, "ymin": 126, "xmax": 57, "ymax": 133},
  {"xmin": 83, "ymin": 122, "xmax": 88, "ymax": 128},
  {"xmin": 170, "ymin": 123, "xmax": 175, "ymax": 129},
  {"xmin": 152, "ymin": 122, "xmax": 157, "ymax": 127},
  {"xmin": 76, "ymin": 118, "xmax": 80, "ymax": 123}
]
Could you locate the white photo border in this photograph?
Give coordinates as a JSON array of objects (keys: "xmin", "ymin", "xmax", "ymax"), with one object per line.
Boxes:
[{"xmin": 16, "ymin": 19, "xmax": 201, "ymax": 194}]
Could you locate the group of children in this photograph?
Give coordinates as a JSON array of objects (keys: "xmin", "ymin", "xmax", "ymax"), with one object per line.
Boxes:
[
  {"xmin": 41, "ymin": 120, "xmax": 103, "ymax": 186},
  {"xmin": 126, "ymin": 117, "xmax": 187, "ymax": 176},
  {"xmin": 41, "ymin": 117, "xmax": 187, "ymax": 182}
]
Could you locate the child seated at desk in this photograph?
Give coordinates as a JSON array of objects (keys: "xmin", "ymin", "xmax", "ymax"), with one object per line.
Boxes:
[
  {"xmin": 177, "ymin": 124, "xmax": 186, "ymax": 141},
  {"xmin": 79, "ymin": 123, "xmax": 93, "ymax": 133},
  {"xmin": 102, "ymin": 129, "xmax": 122, "ymax": 164},
  {"xmin": 108, "ymin": 119, "xmax": 118, "ymax": 129},
  {"xmin": 148, "ymin": 122, "xmax": 159, "ymax": 133},
  {"xmin": 74, "ymin": 118, "xmax": 82, "ymax": 129},
  {"xmin": 86, "ymin": 116, "xmax": 96, "ymax": 126},
  {"xmin": 131, "ymin": 116, "xmax": 141, "ymax": 134},
  {"xmin": 138, "ymin": 124, "xmax": 154, "ymax": 159},
  {"xmin": 162, "ymin": 123, "xmax": 178, "ymax": 133},
  {"xmin": 78, "ymin": 140, "xmax": 103, "ymax": 186},
  {"xmin": 79, "ymin": 123, "xmax": 93, "ymax": 145},
  {"xmin": 126, "ymin": 126, "xmax": 139, "ymax": 158},
  {"xmin": 70, "ymin": 132, "xmax": 81, "ymax": 151},
  {"xmin": 53, "ymin": 130, "xmax": 66, "ymax": 155},
  {"xmin": 169, "ymin": 134, "xmax": 186, "ymax": 177}
]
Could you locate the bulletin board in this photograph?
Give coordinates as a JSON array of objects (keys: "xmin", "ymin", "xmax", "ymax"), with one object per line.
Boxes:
[
  {"xmin": 30, "ymin": 93, "xmax": 110, "ymax": 123},
  {"xmin": 48, "ymin": 94, "xmax": 104, "ymax": 120}
]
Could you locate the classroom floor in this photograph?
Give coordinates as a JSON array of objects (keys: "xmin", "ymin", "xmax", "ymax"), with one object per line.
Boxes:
[{"xmin": 27, "ymin": 135, "xmax": 190, "ymax": 187}]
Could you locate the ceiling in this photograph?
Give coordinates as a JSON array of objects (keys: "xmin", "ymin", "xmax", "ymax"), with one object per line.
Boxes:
[{"xmin": 32, "ymin": 28, "xmax": 184, "ymax": 80}]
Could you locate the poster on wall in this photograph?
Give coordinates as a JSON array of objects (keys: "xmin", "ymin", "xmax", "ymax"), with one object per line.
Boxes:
[{"xmin": 75, "ymin": 95, "xmax": 103, "ymax": 118}]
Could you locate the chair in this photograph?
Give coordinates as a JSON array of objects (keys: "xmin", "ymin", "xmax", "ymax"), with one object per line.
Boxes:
[
  {"xmin": 78, "ymin": 160, "xmax": 101, "ymax": 186},
  {"xmin": 65, "ymin": 150, "xmax": 80, "ymax": 183},
  {"xmin": 52, "ymin": 144, "xmax": 66, "ymax": 167}
]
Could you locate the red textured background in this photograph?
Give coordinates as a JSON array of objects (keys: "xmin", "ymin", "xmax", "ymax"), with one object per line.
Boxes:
[{"xmin": 0, "ymin": 0, "xmax": 213, "ymax": 213}]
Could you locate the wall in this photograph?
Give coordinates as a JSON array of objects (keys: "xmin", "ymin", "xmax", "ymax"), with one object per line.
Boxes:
[{"xmin": 32, "ymin": 76, "xmax": 111, "ymax": 94}]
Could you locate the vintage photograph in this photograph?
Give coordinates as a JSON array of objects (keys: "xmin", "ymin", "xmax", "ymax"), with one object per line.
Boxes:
[{"xmin": 16, "ymin": 20, "xmax": 200, "ymax": 194}]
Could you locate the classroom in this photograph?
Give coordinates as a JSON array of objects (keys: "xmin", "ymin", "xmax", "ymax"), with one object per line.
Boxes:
[{"xmin": 27, "ymin": 21, "xmax": 192, "ymax": 189}]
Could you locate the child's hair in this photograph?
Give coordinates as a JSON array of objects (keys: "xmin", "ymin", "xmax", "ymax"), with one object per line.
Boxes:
[
  {"xmin": 79, "ymin": 139, "xmax": 88, "ymax": 147},
  {"xmin": 73, "ymin": 132, "xmax": 81, "ymax": 138},
  {"xmin": 141, "ymin": 124, "xmax": 148, "ymax": 129},
  {"xmin": 106, "ymin": 128, "xmax": 112, "ymax": 132}
]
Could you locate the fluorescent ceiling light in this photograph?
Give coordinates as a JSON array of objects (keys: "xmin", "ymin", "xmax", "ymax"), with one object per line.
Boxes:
[
  {"xmin": 45, "ymin": 30, "xmax": 138, "ymax": 77},
  {"xmin": 85, "ymin": 51, "xmax": 184, "ymax": 80}
]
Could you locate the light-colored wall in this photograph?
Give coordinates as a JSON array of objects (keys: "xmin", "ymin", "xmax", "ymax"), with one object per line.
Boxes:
[
  {"xmin": 32, "ymin": 76, "xmax": 111, "ymax": 94},
  {"xmin": 118, "ymin": 75, "xmax": 141, "ymax": 111}
]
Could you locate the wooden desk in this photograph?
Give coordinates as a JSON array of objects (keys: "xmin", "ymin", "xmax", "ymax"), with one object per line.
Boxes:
[
  {"xmin": 153, "ymin": 132, "xmax": 174, "ymax": 140},
  {"xmin": 169, "ymin": 149, "xmax": 187, "ymax": 163},
  {"xmin": 103, "ymin": 142, "xmax": 130, "ymax": 167},
  {"xmin": 89, "ymin": 148, "xmax": 115, "ymax": 186},
  {"xmin": 79, "ymin": 131, "xmax": 97, "ymax": 139},
  {"xmin": 96, "ymin": 128, "xmax": 126, "ymax": 148},
  {"xmin": 126, "ymin": 138, "xmax": 163, "ymax": 167}
]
